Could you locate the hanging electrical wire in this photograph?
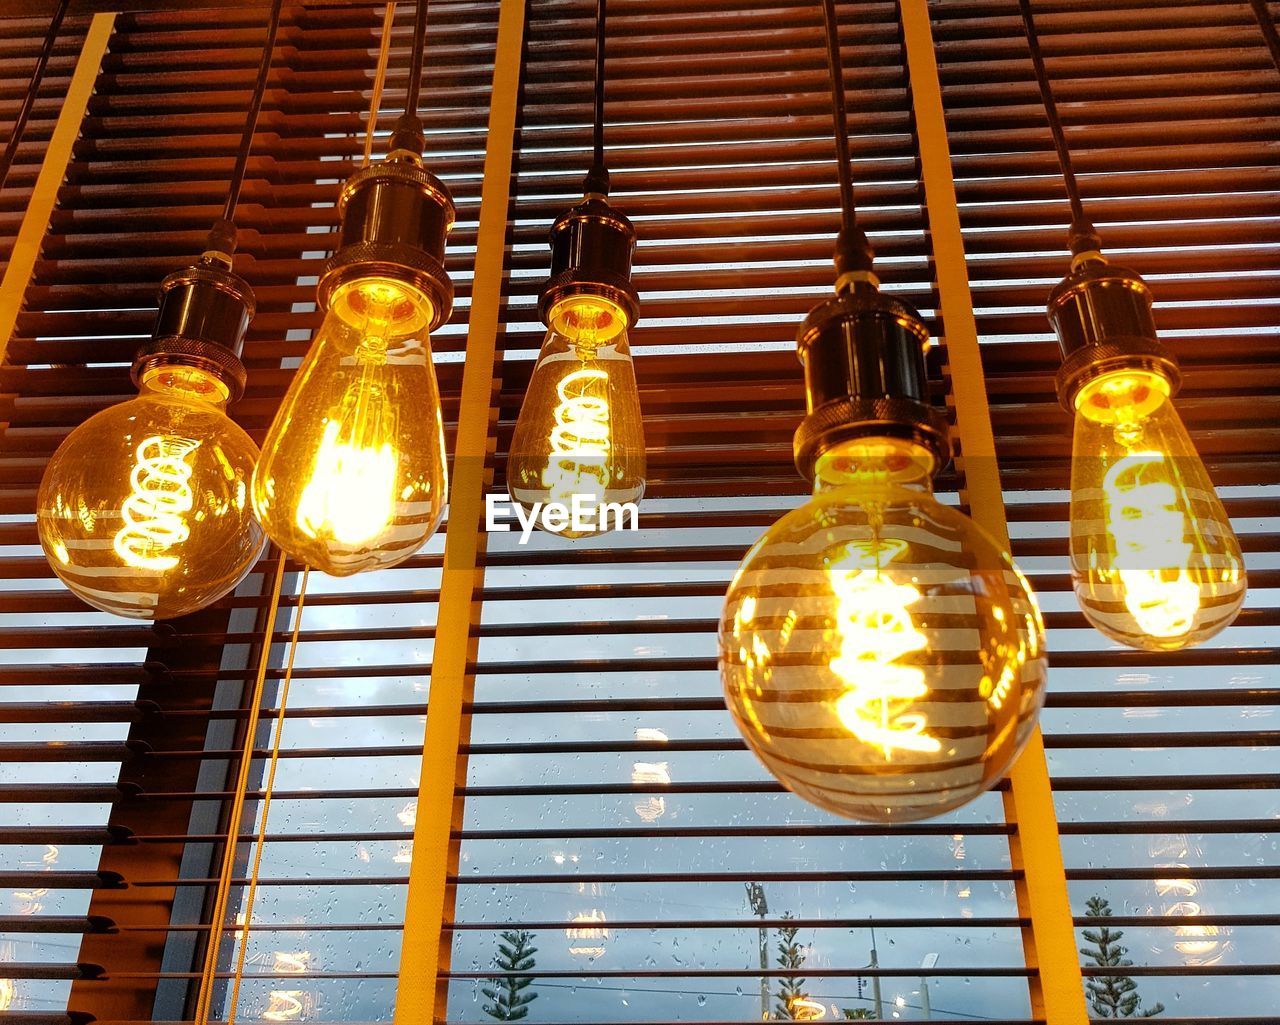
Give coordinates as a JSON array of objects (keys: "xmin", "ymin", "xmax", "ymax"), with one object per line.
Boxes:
[
  {"xmin": 224, "ymin": 568, "xmax": 311, "ymax": 1025},
  {"xmin": 363, "ymin": 4, "xmax": 399, "ymax": 167},
  {"xmin": 207, "ymin": 0, "xmax": 285, "ymax": 257},
  {"xmin": 584, "ymin": 0, "xmax": 610, "ymax": 194},
  {"xmin": 818, "ymin": 0, "xmax": 874, "ymax": 279},
  {"xmin": 189, "ymin": 556, "xmax": 287, "ymax": 1025},
  {"xmin": 0, "ymin": 0, "xmax": 71, "ymax": 193},
  {"xmin": 1017, "ymin": 0, "xmax": 1100, "ymax": 256},
  {"xmin": 390, "ymin": 0, "xmax": 431, "ymax": 153}
]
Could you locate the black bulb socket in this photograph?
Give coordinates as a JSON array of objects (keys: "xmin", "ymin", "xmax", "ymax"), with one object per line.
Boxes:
[
  {"xmin": 537, "ymin": 195, "xmax": 640, "ymax": 329},
  {"xmin": 318, "ymin": 156, "xmax": 456, "ymax": 333},
  {"xmin": 793, "ymin": 281, "xmax": 951, "ymax": 481},
  {"xmin": 132, "ymin": 257, "xmax": 254, "ymax": 401},
  {"xmin": 1049, "ymin": 254, "xmax": 1181, "ymax": 411}
]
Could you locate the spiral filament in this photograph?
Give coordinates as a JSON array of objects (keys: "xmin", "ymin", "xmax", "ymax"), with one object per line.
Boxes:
[
  {"xmin": 113, "ymin": 435, "xmax": 200, "ymax": 571},
  {"xmin": 542, "ymin": 366, "xmax": 610, "ymax": 505},
  {"xmin": 1103, "ymin": 450, "xmax": 1200, "ymax": 640},
  {"xmin": 828, "ymin": 538, "xmax": 940, "ymax": 757}
]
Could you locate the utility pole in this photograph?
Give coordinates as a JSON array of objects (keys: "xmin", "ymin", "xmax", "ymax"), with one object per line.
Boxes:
[
  {"xmin": 920, "ymin": 952, "xmax": 938, "ymax": 1020},
  {"xmin": 746, "ymin": 883, "xmax": 769, "ymax": 1020},
  {"xmin": 868, "ymin": 925, "xmax": 883, "ymax": 1020}
]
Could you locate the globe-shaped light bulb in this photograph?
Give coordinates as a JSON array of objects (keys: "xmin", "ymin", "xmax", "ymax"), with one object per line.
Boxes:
[
  {"xmin": 719, "ymin": 438, "xmax": 1047, "ymax": 823},
  {"xmin": 37, "ymin": 365, "xmax": 264, "ymax": 619}
]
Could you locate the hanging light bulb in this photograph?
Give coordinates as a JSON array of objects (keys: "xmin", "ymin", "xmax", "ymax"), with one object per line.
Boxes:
[
  {"xmin": 1050, "ymin": 255, "xmax": 1246, "ymax": 650},
  {"xmin": 508, "ymin": 198, "xmax": 645, "ymax": 536},
  {"xmin": 1015, "ymin": 0, "xmax": 1246, "ymax": 649},
  {"xmin": 253, "ymin": 138, "xmax": 455, "ymax": 575},
  {"xmin": 37, "ymin": 1, "xmax": 281, "ymax": 620},
  {"xmin": 720, "ymin": 283, "xmax": 1048, "ymax": 823},
  {"xmin": 37, "ymin": 259, "xmax": 265, "ymax": 619},
  {"xmin": 721, "ymin": 0, "xmax": 1045, "ymax": 823}
]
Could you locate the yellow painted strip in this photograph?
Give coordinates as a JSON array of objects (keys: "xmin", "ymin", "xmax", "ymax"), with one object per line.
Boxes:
[
  {"xmin": 392, "ymin": 0, "xmax": 526, "ymax": 1020},
  {"xmin": 0, "ymin": 12, "xmax": 115, "ymax": 363},
  {"xmin": 898, "ymin": 1, "xmax": 1089, "ymax": 1022}
]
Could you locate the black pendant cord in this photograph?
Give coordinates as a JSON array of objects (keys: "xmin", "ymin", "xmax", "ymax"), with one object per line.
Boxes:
[
  {"xmin": 583, "ymin": 0, "xmax": 610, "ymax": 195},
  {"xmin": 1018, "ymin": 0, "xmax": 1101, "ymax": 257},
  {"xmin": 390, "ymin": 0, "xmax": 431, "ymax": 154},
  {"xmin": 208, "ymin": 0, "xmax": 284, "ymax": 258},
  {"xmin": 0, "ymin": 0, "xmax": 71, "ymax": 195},
  {"xmin": 1250, "ymin": 0, "xmax": 1280, "ymax": 76},
  {"xmin": 819, "ymin": 0, "xmax": 874, "ymax": 281}
]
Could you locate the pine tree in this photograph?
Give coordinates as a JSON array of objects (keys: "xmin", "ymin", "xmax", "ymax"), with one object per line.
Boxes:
[
  {"xmin": 1079, "ymin": 896, "xmax": 1164, "ymax": 1018},
  {"xmin": 481, "ymin": 930, "xmax": 538, "ymax": 1021},
  {"xmin": 774, "ymin": 914, "xmax": 809, "ymax": 1020}
]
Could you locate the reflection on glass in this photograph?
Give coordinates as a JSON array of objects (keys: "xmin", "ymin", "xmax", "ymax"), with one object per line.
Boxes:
[
  {"xmin": 790, "ymin": 996, "xmax": 827, "ymax": 1020},
  {"xmin": 262, "ymin": 949, "xmax": 314, "ymax": 1022},
  {"xmin": 1149, "ymin": 829, "xmax": 1229, "ymax": 966},
  {"xmin": 567, "ymin": 909, "xmax": 609, "ymax": 959},
  {"xmin": 632, "ymin": 728, "xmax": 671, "ymax": 822}
]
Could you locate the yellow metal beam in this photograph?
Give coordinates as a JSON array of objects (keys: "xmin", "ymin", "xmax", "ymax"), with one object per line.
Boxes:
[
  {"xmin": 392, "ymin": 0, "xmax": 526, "ymax": 1020},
  {"xmin": 898, "ymin": 1, "xmax": 1089, "ymax": 1022},
  {"xmin": 0, "ymin": 12, "xmax": 115, "ymax": 361}
]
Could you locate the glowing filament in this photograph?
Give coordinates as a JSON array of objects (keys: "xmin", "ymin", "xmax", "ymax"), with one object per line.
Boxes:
[
  {"xmin": 113, "ymin": 435, "xmax": 199, "ymax": 570},
  {"xmin": 1103, "ymin": 451, "xmax": 1200, "ymax": 639},
  {"xmin": 828, "ymin": 539, "xmax": 940, "ymax": 757},
  {"xmin": 296, "ymin": 418, "xmax": 397, "ymax": 546},
  {"xmin": 543, "ymin": 366, "xmax": 610, "ymax": 504}
]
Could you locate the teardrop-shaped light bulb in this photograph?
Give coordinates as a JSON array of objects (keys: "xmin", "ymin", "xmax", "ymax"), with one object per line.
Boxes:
[
  {"xmin": 252, "ymin": 276, "xmax": 448, "ymax": 575},
  {"xmin": 507, "ymin": 295, "xmax": 644, "ymax": 537},
  {"xmin": 1068, "ymin": 367, "xmax": 1245, "ymax": 650}
]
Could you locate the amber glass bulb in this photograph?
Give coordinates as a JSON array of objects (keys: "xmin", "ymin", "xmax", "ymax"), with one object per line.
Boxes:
[
  {"xmin": 507, "ymin": 295, "xmax": 645, "ymax": 537},
  {"xmin": 252, "ymin": 277, "xmax": 448, "ymax": 576},
  {"xmin": 37, "ymin": 365, "xmax": 264, "ymax": 620},
  {"xmin": 719, "ymin": 438, "xmax": 1047, "ymax": 823},
  {"xmin": 1068, "ymin": 368, "xmax": 1245, "ymax": 650}
]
